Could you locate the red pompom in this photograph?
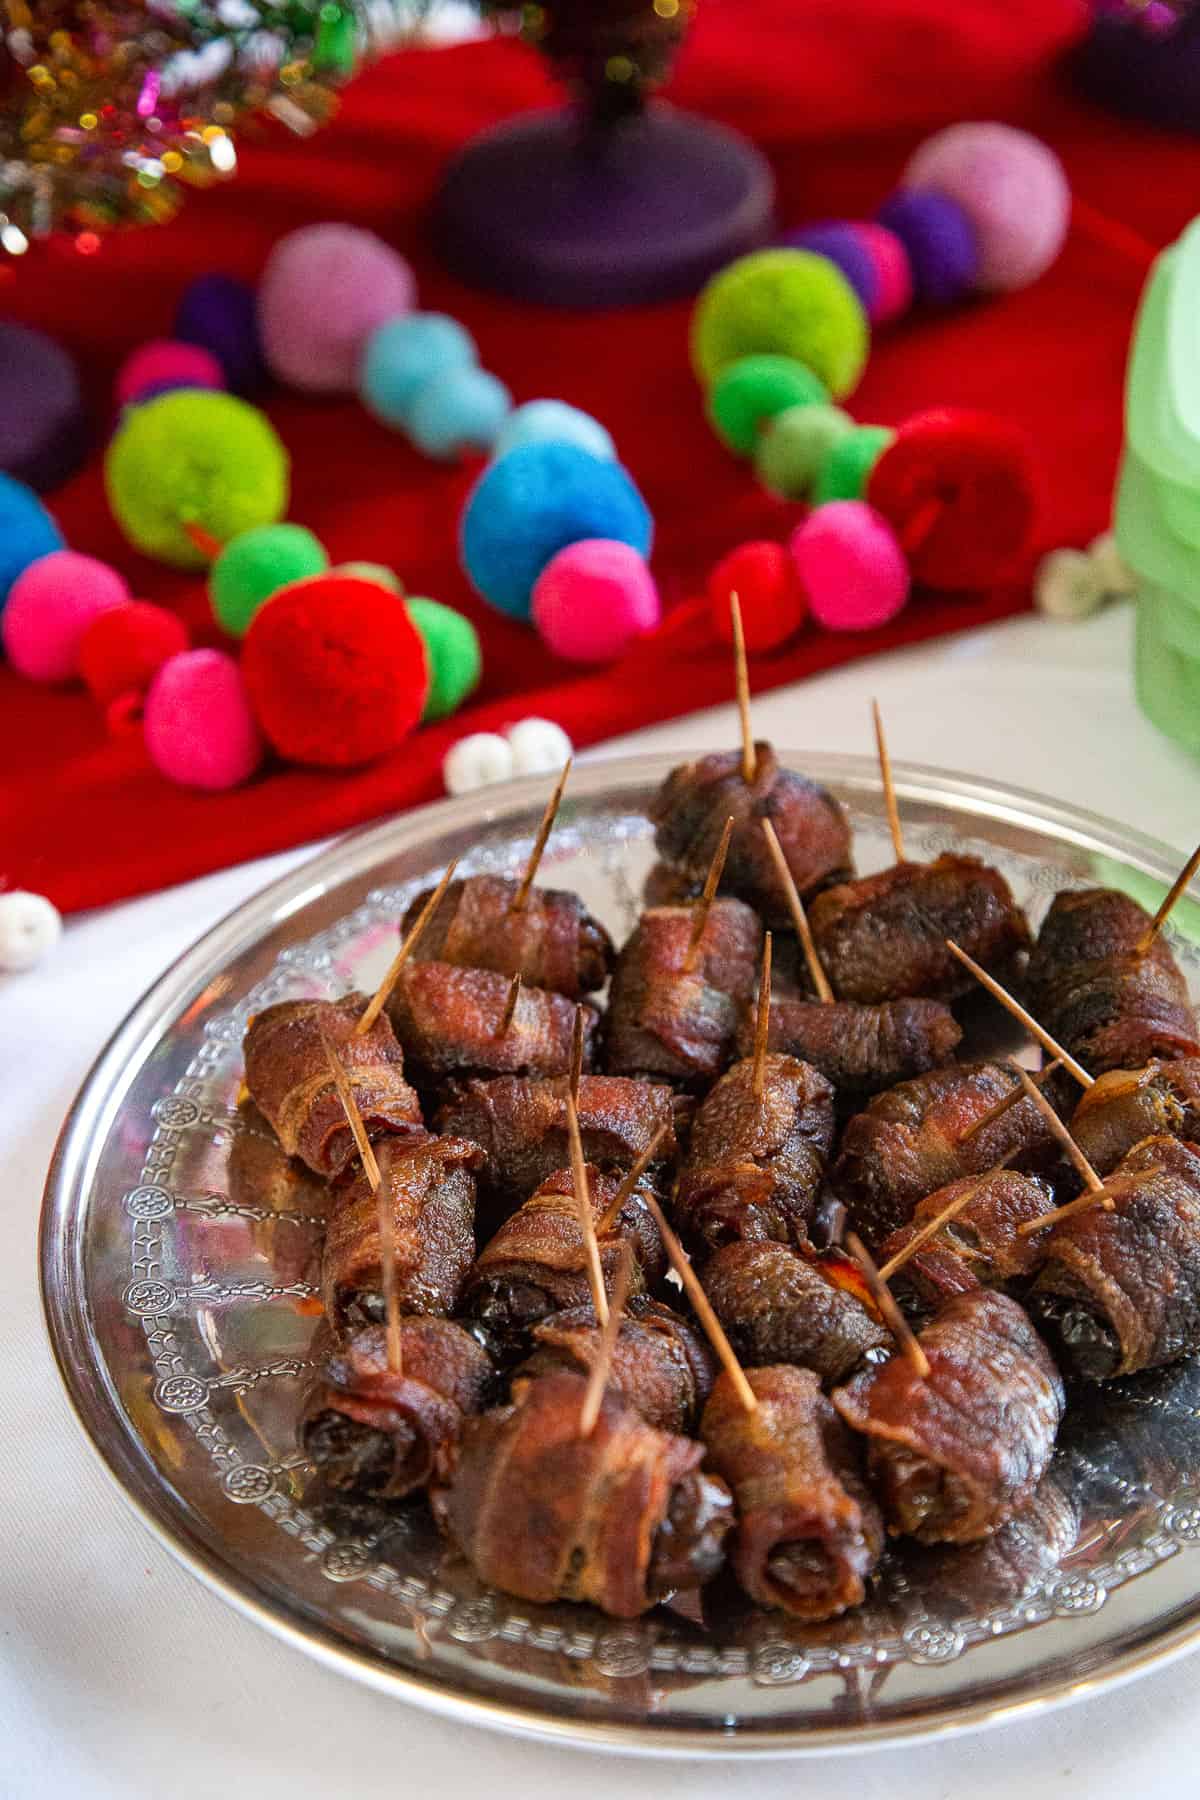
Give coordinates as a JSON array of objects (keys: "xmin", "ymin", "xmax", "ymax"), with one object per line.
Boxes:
[
  {"xmin": 707, "ymin": 540, "xmax": 807, "ymax": 651},
  {"xmin": 866, "ymin": 408, "xmax": 1040, "ymax": 590},
  {"xmin": 242, "ymin": 573, "xmax": 429, "ymax": 767},
  {"xmin": 78, "ymin": 600, "xmax": 190, "ymax": 733}
]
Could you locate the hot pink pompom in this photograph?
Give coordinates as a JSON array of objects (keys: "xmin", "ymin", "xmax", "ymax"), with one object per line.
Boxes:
[
  {"xmin": 115, "ymin": 339, "xmax": 226, "ymax": 406},
  {"xmin": 532, "ymin": 539, "xmax": 660, "ymax": 662},
  {"xmin": 1, "ymin": 550, "xmax": 129, "ymax": 681},
  {"xmin": 789, "ymin": 502, "xmax": 910, "ymax": 632},
  {"xmin": 258, "ymin": 224, "xmax": 417, "ymax": 393},
  {"xmin": 902, "ymin": 123, "xmax": 1069, "ymax": 294},
  {"xmin": 144, "ymin": 648, "xmax": 263, "ymax": 790},
  {"xmin": 847, "ymin": 223, "xmax": 913, "ymax": 325}
]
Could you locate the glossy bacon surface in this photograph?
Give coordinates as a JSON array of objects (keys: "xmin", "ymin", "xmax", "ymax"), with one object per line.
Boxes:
[
  {"xmin": 735, "ymin": 994, "xmax": 962, "ymax": 1098},
  {"xmin": 519, "ymin": 1296, "xmax": 717, "ymax": 1434},
  {"xmin": 388, "ymin": 962, "xmax": 597, "ymax": 1086},
  {"xmin": 702, "ymin": 1241, "xmax": 892, "ymax": 1386},
  {"xmin": 400, "ymin": 873, "xmax": 614, "ymax": 999},
  {"xmin": 1070, "ymin": 1057, "xmax": 1200, "ymax": 1175},
  {"xmin": 876, "ymin": 1169, "xmax": 1058, "ymax": 1318}
]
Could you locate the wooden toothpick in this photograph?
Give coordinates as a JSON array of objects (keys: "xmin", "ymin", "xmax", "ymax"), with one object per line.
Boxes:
[
  {"xmin": 498, "ymin": 971, "xmax": 523, "ymax": 1037},
  {"xmin": 356, "ymin": 857, "xmax": 460, "ymax": 1036},
  {"xmin": 640, "ymin": 1190, "xmax": 757, "ymax": 1412},
  {"xmin": 1136, "ymin": 839, "xmax": 1200, "ymax": 956},
  {"xmin": 565, "ymin": 1088, "xmax": 609, "ymax": 1327},
  {"xmin": 580, "ymin": 1240, "xmax": 634, "ymax": 1437},
  {"xmin": 683, "ymin": 813, "xmax": 734, "ymax": 973},
  {"xmin": 569, "ymin": 1004, "xmax": 585, "ymax": 1106},
  {"xmin": 322, "ymin": 1034, "xmax": 401, "ymax": 1375},
  {"xmin": 945, "ymin": 940, "xmax": 1094, "ymax": 1091},
  {"xmin": 959, "ymin": 1056, "xmax": 1065, "ymax": 1145},
  {"xmin": 510, "ymin": 758, "xmax": 572, "ymax": 915},
  {"xmin": 1015, "ymin": 1164, "xmax": 1164, "ymax": 1237},
  {"xmin": 1007, "ymin": 1061, "xmax": 1105, "ymax": 1196},
  {"xmin": 730, "ymin": 592, "xmax": 757, "ymax": 785},
  {"xmin": 760, "ymin": 818, "xmax": 834, "ymax": 1002},
  {"xmin": 752, "ymin": 931, "xmax": 773, "ymax": 1101},
  {"xmin": 872, "ymin": 700, "xmax": 905, "ymax": 865},
  {"xmin": 877, "ymin": 1175, "xmax": 992, "ymax": 1280},
  {"xmin": 845, "ymin": 1230, "xmax": 930, "ymax": 1378},
  {"xmin": 594, "ymin": 1121, "xmax": 670, "ymax": 1235}
]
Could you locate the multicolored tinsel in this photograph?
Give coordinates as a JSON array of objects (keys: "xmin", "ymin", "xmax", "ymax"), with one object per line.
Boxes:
[{"xmin": 1090, "ymin": 0, "xmax": 1193, "ymax": 33}]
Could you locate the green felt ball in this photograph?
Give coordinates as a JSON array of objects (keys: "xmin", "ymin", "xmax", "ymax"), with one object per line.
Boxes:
[
  {"xmin": 812, "ymin": 424, "xmax": 896, "ymax": 505},
  {"xmin": 105, "ymin": 389, "xmax": 289, "ymax": 569},
  {"xmin": 706, "ymin": 355, "xmax": 827, "ymax": 457},
  {"xmin": 210, "ymin": 523, "xmax": 328, "ymax": 635},
  {"xmin": 406, "ymin": 596, "xmax": 482, "ymax": 720},
  {"xmin": 755, "ymin": 402, "xmax": 855, "ymax": 499},
  {"xmin": 336, "ymin": 560, "xmax": 403, "ymax": 592},
  {"xmin": 691, "ymin": 249, "xmax": 870, "ymax": 399}
]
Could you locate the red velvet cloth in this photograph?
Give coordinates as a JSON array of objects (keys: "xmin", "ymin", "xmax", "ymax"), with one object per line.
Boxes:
[{"xmin": 1, "ymin": 0, "xmax": 1190, "ymax": 915}]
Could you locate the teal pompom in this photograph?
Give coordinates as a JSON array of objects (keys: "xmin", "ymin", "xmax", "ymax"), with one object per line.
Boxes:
[{"xmin": 359, "ymin": 313, "xmax": 478, "ymax": 429}]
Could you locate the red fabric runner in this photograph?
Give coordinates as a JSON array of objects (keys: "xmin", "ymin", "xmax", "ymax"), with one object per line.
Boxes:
[{"xmin": 1, "ymin": 0, "xmax": 1191, "ymax": 915}]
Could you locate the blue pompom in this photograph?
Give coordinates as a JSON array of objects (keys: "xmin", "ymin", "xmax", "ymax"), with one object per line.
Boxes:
[
  {"xmin": 492, "ymin": 399, "xmax": 616, "ymax": 463},
  {"xmin": 360, "ymin": 313, "xmax": 479, "ymax": 429},
  {"xmin": 407, "ymin": 366, "xmax": 512, "ymax": 459},
  {"xmin": 0, "ymin": 473, "xmax": 63, "ymax": 615},
  {"xmin": 876, "ymin": 190, "xmax": 981, "ymax": 307},
  {"xmin": 174, "ymin": 273, "xmax": 265, "ymax": 395},
  {"xmin": 460, "ymin": 441, "xmax": 653, "ymax": 620}
]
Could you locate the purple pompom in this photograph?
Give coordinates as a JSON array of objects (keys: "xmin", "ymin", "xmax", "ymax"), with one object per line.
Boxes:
[
  {"xmin": 877, "ymin": 190, "xmax": 981, "ymax": 307},
  {"xmin": 777, "ymin": 222, "xmax": 879, "ymax": 318},
  {"xmin": 175, "ymin": 273, "xmax": 266, "ymax": 394}
]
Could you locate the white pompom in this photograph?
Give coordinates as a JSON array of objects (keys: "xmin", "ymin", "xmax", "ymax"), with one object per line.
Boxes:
[
  {"xmin": 506, "ymin": 716, "xmax": 574, "ymax": 775},
  {"xmin": 1034, "ymin": 548, "xmax": 1105, "ymax": 621},
  {"xmin": 1088, "ymin": 531, "xmax": 1137, "ymax": 601},
  {"xmin": 0, "ymin": 890, "xmax": 62, "ymax": 972},
  {"xmin": 443, "ymin": 732, "xmax": 515, "ymax": 796}
]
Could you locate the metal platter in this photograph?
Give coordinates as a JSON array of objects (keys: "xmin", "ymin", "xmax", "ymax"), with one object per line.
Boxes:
[{"xmin": 39, "ymin": 752, "xmax": 1200, "ymax": 1756}]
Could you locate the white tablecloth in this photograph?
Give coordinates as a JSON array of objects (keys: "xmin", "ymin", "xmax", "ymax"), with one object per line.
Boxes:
[{"xmin": 8, "ymin": 603, "xmax": 1200, "ymax": 1799}]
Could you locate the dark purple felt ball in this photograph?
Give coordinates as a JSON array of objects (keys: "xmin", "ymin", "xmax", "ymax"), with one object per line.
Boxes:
[
  {"xmin": 0, "ymin": 320, "xmax": 87, "ymax": 493},
  {"xmin": 174, "ymin": 273, "xmax": 266, "ymax": 394},
  {"xmin": 876, "ymin": 189, "xmax": 981, "ymax": 308},
  {"xmin": 777, "ymin": 222, "xmax": 879, "ymax": 319},
  {"xmin": 1073, "ymin": 17, "xmax": 1200, "ymax": 133}
]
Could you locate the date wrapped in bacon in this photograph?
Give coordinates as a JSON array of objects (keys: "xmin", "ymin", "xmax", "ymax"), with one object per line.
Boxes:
[
  {"xmin": 649, "ymin": 743, "xmax": 852, "ymax": 923},
  {"xmin": 735, "ymin": 995, "xmax": 962, "ymax": 1098},
  {"xmin": 461, "ymin": 1165, "xmax": 666, "ymax": 1350},
  {"xmin": 399, "ymin": 873, "xmax": 614, "ymax": 999},
  {"xmin": 701, "ymin": 1365, "xmax": 883, "ymax": 1619},
  {"xmin": 1025, "ymin": 888, "xmax": 1199, "ymax": 1076},
  {"xmin": 603, "ymin": 898, "xmax": 763, "ymax": 1085},
  {"xmin": 807, "ymin": 855, "xmax": 1031, "ymax": 1005},
  {"xmin": 1070, "ymin": 1057, "xmax": 1200, "ymax": 1175},
  {"xmin": 518, "ymin": 1296, "xmax": 716, "ymax": 1434},
  {"xmin": 703, "ymin": 1242, "xmax": 892, "ymax": 1386},
  {"xmin": 432, "ymin": 1370, "xmax": 735, "ymax": 1616},
  {"xmin": 833, "ymin": 1291, "xmax": 1065, "ymax": 1544},
  {"xmin": 387, "ymin": 962, "xmax": 598, "ymax": 1089},
  {"xmin": 876, "ymin": 1170, "xmax": 1057, "ymax": 1320},
  {"xmin": 301, "ymin": 1320, "xmax": 493, "ymax": 1500},
  {"xmin": 243, "ymin": 994, "xmax": 423, "ymax": 1180},
  {"xmin": 1031, "ymin": 1135, "xmax": 1200, "ymax": 1380},
  {"xmin": 321, "ymin": 1134, "xmax": 482, "ymax": 1333},
  {"xmin": 831, "ymin": 1061, "xmax": 1063, "ymax": 1248},
  {"xmin": 905, "ymin": 1476, "xmax": 1080, "ymax": 1619},
  {"xmin": 675, "ymin": 1054, "xmax": 836, "ymax": 1251}
]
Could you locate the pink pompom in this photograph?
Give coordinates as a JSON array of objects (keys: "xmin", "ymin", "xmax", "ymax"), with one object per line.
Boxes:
[
  {"xmin": 531, "ymin": 539, "xmax": 660, "ymax": 662},
  {"xmin": 115, "ymin": 339, "xmax": 226, "ymax": 406},
  {"xmin": 847, "ymin": 223, "xmax": 913, "ymax": 325},
  {"xmin": 902, "ymin": 123, "xmax": 1069, "ymax": 294},
  {"xmin": 144, "ymin": 648, "xmax": 263, "ymax": 790},
  {"xmin": 258, "ymin": 224, "xmax": 417, "ymax": 393},
  {"xmin": 2, "ymin": 550, "xmax": 129, "ymax": 681},
  {"xmin": 789, "ymin": 502, "xmax": 910, "ymax": 633}
]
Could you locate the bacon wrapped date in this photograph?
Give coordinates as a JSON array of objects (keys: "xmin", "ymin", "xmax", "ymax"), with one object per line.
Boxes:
[
  {"xmin": 243, "ymin": 994, "xmax": 423, "ymax": 1180},
  {"xmin": 301, "ymin": 1319, "xmax": 493, "ymax": 1499},
  {"xmin": 1070, "ymin": 1057, "xmax": 1200, "ymax": 1175},
  {"xmin": 674, "ymin": 1054, "xmax": 836, "ymax": 1251},
  {"xmin": 1031, "ymin": 1135, "xmax": 1200, "ymax": 1380},
  {"xmin": 876, "ymin": 1169, "xmax": 1057, "ymax": 1320},
  {"xmin": 387, "ymin": 962, "xmax": 597, "ymax": 1089},
  {"xmin": 1025, "ymin": 888, "xmax": 1199, "ymax": 1076},
  {"xmin": 603, "ymin": 897, "xmax": 763, "ymax": 1085},
  {"xmin": 649, "ymin": 743, "xmax": 852, "ymax": 924},
  {"xmin": 701, "ymin": 1364, "xmax": 883, "ymax": 1619},
  {"xmin": 904, "ymin": 1476, "xmax": 1080, "ymax": 1619},
  {"xmin": 517, "ymin": 1296, "xmax": 716, "ymax": 1434},
  {"xmin": 807, "ymin": 855, "xmax": 1031, "ymax": 1005},
  {"xmin": 432, "ymin": 1370, "xmax": 735, "ymax": 1616},
  {"xmin": 831, "ymin": 1061, "xmax": 1064, "ymax": 1248},
  {"xmin": 833, "ymin": 1291, "xmax": 1065, "ymax": 1544},
  {"xmin": 735, "ymin": 994, "xmax": 962, "ymax": 1098},
  {"xmin": 321, "ymin": 1133, "xmax": 482, "ymax": 1333},
  {"xmin": 702, "ymin": 1241, "xmax": 892, "ymax": 1385},
  {"xmin": 399, "ymin": 873, "xmax": 614, "ymax": 999}
]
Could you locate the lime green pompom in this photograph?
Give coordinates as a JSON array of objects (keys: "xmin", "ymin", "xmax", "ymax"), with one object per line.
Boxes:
[
  {"xmin": 813, "ymin": 425, "xmax": 896, "ymax": 505},
  {"xmin": 336, "ymin": 561, "xmax": 403, "ymax": 592},
  {"xmin": 406, "ymin": 596, "xmax": 482, "ymax": 720},
  {"xmin": 706, "ymin": 355, "xmax": 827, "ymax": 457},
  {"xmin": 691, "ymin": 250, "xmax": 870, "ymax": 399},
  {"xmin": 210, "ymin": 523, "xmax": 328, "ymax": 635},
  {"xmin": 756, "ymin": 402, "xmax": 855, "ymax": 499},
  {"xmin": 105, "ymin": 389, "xmax": 289, "ymax": 570}
]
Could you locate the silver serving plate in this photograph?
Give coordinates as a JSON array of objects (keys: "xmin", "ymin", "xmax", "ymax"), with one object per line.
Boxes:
[{"xmin": 39, "ymin": 753, "xmax": 1200, "ymax": 1756}]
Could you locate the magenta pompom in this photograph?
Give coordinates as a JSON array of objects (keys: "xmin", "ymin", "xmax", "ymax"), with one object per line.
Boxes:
[
  {"xmin": 144, "ymin": 648, "xmax": 264, "ymax": 790},
  {"xmin": 1, "ymin": 550, "xmax": 129, "ymax": 681},
  {"xmin": 847, "ymin": 223, "xmax": 914, "ymax": 325},
  {"xmin": 115, "ymin": 339, "xmax": 226, "ymax": 406},
  {"xmin": 532, "ymin": 538, "xmax": 660, "ymax": 662},
  {"xmin": 789, "ymin": 502, "xmax": 910, "ymax": 632},
  {"xmin": 902, "ymin": 122, "xmax": 1070, "ymax": 294},
  {"xmin": 258, "ymin": 223, "xmax": 417, "ymax": 393}
]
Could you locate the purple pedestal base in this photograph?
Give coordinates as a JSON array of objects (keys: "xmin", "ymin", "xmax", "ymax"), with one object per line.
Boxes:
[{"xmin": 433, "ymin": 103, "xmax": 776, "ymax": 308}]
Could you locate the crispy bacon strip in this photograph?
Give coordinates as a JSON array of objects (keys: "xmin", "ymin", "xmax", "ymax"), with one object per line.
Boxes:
[
  {"xmin": 702, "ymin": 1241, "xmax": 893, "ymax": 1386},
  {"xmin": 735, "ymin": 994, "xmax": 962, "ymax": 1098},
  {"xmin": 702, "ymin": 1364, "xmax": 883, "ymax": 1619},
  {"xmin": 243, "ymin": 995, "xmax": 423, "ymax": 1180},
  {"xmin": 1070, "ymin": 1057, "xmax": 1200, "ymax": 1175},
  {"xmin": 518, "ymin": 1296, "xmax": 717, "ymax": 1434},
  {"xmin": 399, "ymin": 873, "xmax": 614, "ymax": 999},
  {"xmin": 387, "ymin": 961, "xmax": 598, "ymax": 1087},
  {"xmin": 431, "ymin": 1370, "xmax": 735, "ymax": 1617},
  {"xmin": 833, "ymin": 1291, "xmax": 1065, "ymax": 1544},
  {"xmin": 875, "ymin": 1169, "xmax": 1057, "ymax": 1319}
]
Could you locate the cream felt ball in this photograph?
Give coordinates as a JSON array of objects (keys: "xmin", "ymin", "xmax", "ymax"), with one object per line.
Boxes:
[
  {"xmin": 2, "ymin": 550, "xmax": 129, "ymax": 681},
  {"xmin": 0, "ymin": 890, "xmax": 62, "ymax": 972},
  {"xmin": 507, "ymin": 716, "xmax": 573, "ymax": 775},
  {"xmin": 903, "ymin": 123, "xmax": 1070, "ymax": 294},
  {"xmin": 258, "ymin": 223, "xmax": 416, "ymax": 393},
  {"xmin": 444, "ymin": 731, "xmax": 514, "ymax": 794},
  {"xmin": 532, "ymin": 539, "xmax": 660, "ymax": 662},
  {"xmin": 143, "ymin": 649, "xmax": 264, "ymax": 790},
  {"xmin": 691, "ymin": 249, "xmax": 870, "ymax": 399}
]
